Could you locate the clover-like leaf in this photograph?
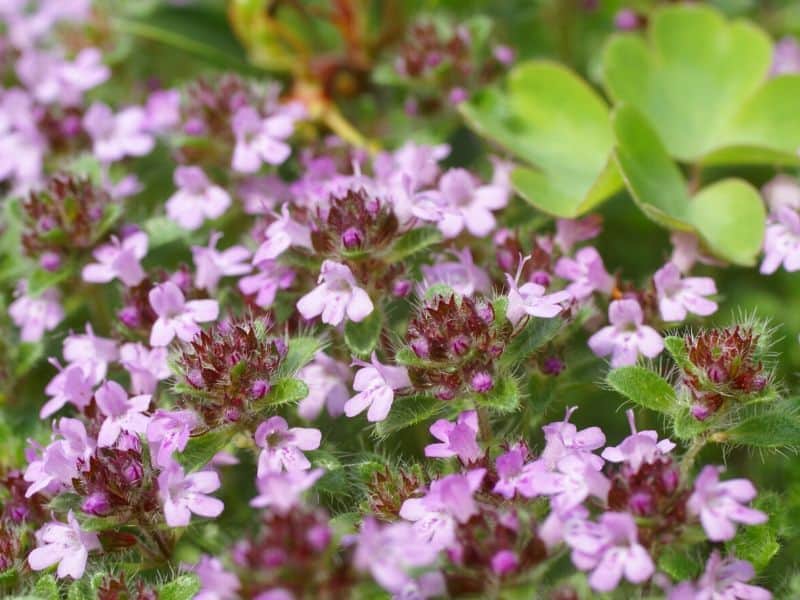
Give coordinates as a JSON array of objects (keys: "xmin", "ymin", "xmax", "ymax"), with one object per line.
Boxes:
[
  {"xmin": 460, "ymin": 60, "xmax": 621, "ymax": 218},
  {"xmin": 613, "ymin": 104, "xmax": 765, "ymax": 265},
  {"xmin": 604, "ymin": 4, "xmax": 800, "ymax": 165}
]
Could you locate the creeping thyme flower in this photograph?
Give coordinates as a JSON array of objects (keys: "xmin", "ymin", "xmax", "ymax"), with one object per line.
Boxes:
[
  {"xmin": 158, "ymin": 460, "xmax": 224, "ymax": 527},
  {"xmin": 421, "ymin": 247, "xmax": 490, "ymax": 297},
  {"xmin": 425, "ymin": 410, "xmax": 483, "ymax": 464},
  {"xmin": 191, "ymin": 232, "xmax": 251, "ymax": 292},
  {"xmin": 28, "ymin": 511, "xmax": 101, "ymax": 579},
  {"xmin": 119, "ymin": 342, "xmax": 170, "ymax": 395},
  {"xmin": 166, "ymin": 166, "xmax": 232, "ymax": 231},
  {"xmin": 95, "ymin": 380, "xmax": 151, "ymax": 448},
  {"xmin": 149, "ymin": 280, "xmax": 219, "ymax": 346},
  {"xmin": 254, "ymin": 416, "xmax": 322, "ymax": 475},
  {"xmin": 147, "ymin": 409, "xmax": 199, "ymax": 468},
  {"xmin": 554, "ymin": 246, "xmax": 614, "ymax": 301},
  {"xmin": 426, "ymin": 167, "xmax": 509, "ymax": 238},
  {"xmin": 653, "ymin": 261, "xmax": 718, "ymax": 322},
  {"xmin": 83, "ymin": 102, "xmax": 154, "ymax": 163},
  {"xmin": 297, "ymin": 260, "xmax": 374, "ymax": 326},
  {"xmin": 668, "ymin": 551, "xmax": 772, "ymax": 600},
  {"xmin": 588, "ymin": 299, "xmax": 663, "ymax": 367},
  {"xmin": 296, "ymin": 351, "xmax": 352, "ymax": 420},
  {"xmin": 345, "ymin": 352, "xmax": 411, "ymax": 422},
  {"xmin": 505, "ymin": 259, "xmax": 572, "ymax": 325},
  {"xmin": 250, "ymin": 469, "xmax": 324, "ymax": 514},
  {"xmin": 82, "ymin": 230, "xmax": 149, "ymax": 286}
]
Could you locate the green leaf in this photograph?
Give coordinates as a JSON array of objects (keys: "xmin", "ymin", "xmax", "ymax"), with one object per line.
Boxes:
[
  {"xmin": 277, "ymin": 336, "xmax": 323, "ymax": 377},
  {"xmin": 460, "ymin": 60, "xmax": 621, "ymax": 218},
  {"xmin": 477, "ymin": 375, "xmax": 521, "ymax": 413},
  {"xmin": 178, "ymin": 427, "xmax": 234, "ymax": 471},
  {"xmin": 259, "ymin": 377, "xmax": 309, "ymax": 408},
  {"xmin": 158, "ymin": 574, "xmax": 200, "ymax": 600},
  {"xmin": 658, "ymin": 547, "xmax": 702, "ymax": 581},
  {"xmin": 27, "ymin": 267, "xmax": 72, "ymax": 296},
  {"xmin": 612, "ymin": 104, "xmax": 765, "ymax": 265},
  {"xmin": 723, "ymin": 409, "xmax": 800, "ymax": 450},
  {"xmin": 729, "ymin": 494, "xmax": 782, "ymax": 571},
  {"xmin": 604, "ymin": 4, "xmax": 800, "ymax": 164},
  {"xmin": 373, "ymin": 394, "xmax": 448, "ymax": 439},
  {"xmin": 33, "ymin": 575, "xmax": 58, "ymax": 600},
  {"xmin": 0, "ymin": 569, "xmax": 18, "ymax": 589},
  {"xmin": 606, "ymin": 366, "xmax": 677, "ymax": 414},
  {"xmin": 143, "ymin": 216, "xmax": 188, "ymax": 247},
  {"xmin": 501, "ymin": 317, "xmax": 562, "ymax": 367},
  {"xmin": 344, "ymin": 310, "xmax": 383, "ymax": 358},
  {"xmin": 663, "ymin": 336, "xmax": 692, "ymax": 372},
  {"xmin": 672, "ymin": 406, "xmax": 710, "ymax": 440},
  {"xmin": 47, "ymin": 492, "xmax": 82, "ymax": 513},
  {"xmin": 67, "ymin": 579, "xmax": 93, "ymax": 600},
  {"xmin": 385, "ymin": 227, "xmax": 443, "ymax": 261}
]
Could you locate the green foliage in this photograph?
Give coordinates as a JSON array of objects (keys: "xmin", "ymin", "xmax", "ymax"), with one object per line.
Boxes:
[
  {"xmin": 501, "ymin": 317, "xmax": 563, "ymax": 367},
  {"xmin": 177, "ymin": 427, "xmax": 234, "ymax": 472},
  {"xmin": 723, "ymin": 407, "xmax": 800, "ymax": 451},
  {"xmin": 158, "ymin": 574, "xmax": 201, "ymax": 600},
  {"xmin": 373, "ymin": 394, "xmax": 450, "ymax": 439},
  {"xmin": 259, "ymin": 378, "xmax": 309, "ymax": 408},
  {"xmin": 385, "ymin": 227, "xmax": 443, "ymax": 261},
  {"xmin": 278, "ymin": 336, "xmax": 324, "ymax": 378},
  {"xmin": 658, "ymin": 546, "xmax": 703, "ymax": 581},
  {"xmin": 460, "ymin": 61, "xmax": 621, "ymax": 218},
  {"xmin": 32, "ymin": 575, "xmax": 58, "ymax": 600},
  {"xmin": 344, "ymin": 310, "xmax": 383, "ymax": 358},
  {"xmin": 476, "ymin": 374, "xmax": 521, "ymax": 413},
  {"xmin": 605, "ymin": 366, "xmax": 677, "ymax": 414}
]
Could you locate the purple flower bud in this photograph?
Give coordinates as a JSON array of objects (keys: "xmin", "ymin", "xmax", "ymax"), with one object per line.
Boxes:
[
  {"xmin": 341, "ymin": 227, "xmax": 364, "ymax": 249},
  {"xmin": 39, "ymin": 251, "xmax": 61, "ymax": 272},
  {"xmin": 488, "ymin": 343, "xmax": 505, "ymax": 358},
  {"xmin": 411, "ymin": 338, "xmax": 430, "ymax": 359},
  {"xmin": 542, "ymin": 356, "xmax": 565, "ymax": 376},
  {"xmin": 477, "ymin": 304, "xmax": 494, "ymax": 324},
  {"xmin": 117, "ymin": 432, "xmax": 142, "ymax": 452},
  {"xmin": 532, "ymin": 270, "xmax": 551, "ymax": 287},
  {"xmin": 491, "ymin": 550, "xmax": 519, "ymax": 575},
  {"xmin": 123, "ymin": 461, "xmax": 143, "ymax": 485},
  {"xmin": 61, "ymin": 114, "xmax": 82, "ymax": 137},
  {"xmin": 38, "ymin": 215, "xmax": 57, "ymax": 232},
  {"xmin": 87, "ymin": 205, "xmax": 103, "ymax": 221},
  {"xmin": 614, "ymin": 9, "xmax": 641, "ymax": 31},
  {"xmin": 404, "ymin": 98, "xmax": 419, "ymax": 117},
  {"xmin": 497, "ymin": 249, "xmax": 515, "ymax": 272},
  {"xmin": 471, "ymin": 371, "xmax": 493, "ymax": 393},
  {"xmin": 691, "ymin": 403, "xmax": 713, "ymax": 421},
  {"xmin": 493, "ymin": 45, "xmax": 515, "ymax": 66},
  {"xmin": 263, "ymin": 548, "xmax": 287, "ymax": 568},
  {"xmin": 8, "ymin": 504, "xmax": 28, "ymax": 523},
  {"xmin": 392, "ymin": 279, "xmax": 413, "ymax": 297},
  {"xmin": 184, "ymin": 118, "xmax": 206, "ymax": 136},
  {"xmin": 224, "ymin": 407, "xmax": 241, "ymax": 423},
  {"xmin": 187, "ymin": 369, "xmax": 205, "ymax": 388},
  {"xmin": 751, "ymin": 375, "xmax": 767, "ymax": 392},
  {"xmin": 661, "ymin": 467, "xmax": 680, "ymax": 493},
  {"xmin": 450, "ymin": 335, "xmax": 470, "ymax": 356},
  {"xmin": 82, "ymin": 492, "xmax": 112, "ymax": 516},
  {"xmin": 251, "ymin": 379, "xmax": 271, "ymax": 399},
  {"xmin": 118, "ymin": 306, "xmax": 141, "ymax": 328},
  {"xmin": 707, "ymin": 364, "xmax": 727, "ymax": 384},
  {"xmin": 449, "ymin": 87, "xmax": 468, "ymax": 105},
  {"xmin": 436, "ymin": 387, "xmax": 456, "ymax": 401},
  {"xmin": 629, "ymin": 491, "xmax": 654, "ymax": 516},
  {"xmin": 170, "ymin": 269, "xmax": 192, "ymax": 291},
  {"xmin": 306, "ymin": 524, "xmax": 332, "ymax": 552},
  {"xmin": 426, "ymin": 51, "xmax": 443, "ymax": 68}
]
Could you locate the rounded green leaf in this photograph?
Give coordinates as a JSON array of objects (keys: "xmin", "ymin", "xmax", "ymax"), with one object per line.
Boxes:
[
  {"xmin": 460, "ymin": 60, "xmax": 621, "ymax": 217},
  {"xmin": 603, "ymin": 4, "xmax": 799, "ymax": 164}
]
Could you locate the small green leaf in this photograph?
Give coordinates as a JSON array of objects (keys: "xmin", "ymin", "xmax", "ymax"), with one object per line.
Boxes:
[
  {"xmin": 143, "ymin": 216, "xmax": 188, "ymax": 247},
  {"xmin": 460, "ymin": 60, "xmax": 621, "ymax": 218},
  {"xmin": 672, "ymin": 407, "xmax": 710, "ymax": 440},
  {"xmin": 259, "ymin": 378, "xmax": 309, "ymax": 408},
  {"xmin": 501, "ymin": 317, "xmax": 562, "ymax": 367},
  {"xmin": 178, "ymin": 427, "xmax": 234, "ymax": 471},
  {"xmin": 277, "ymin": 336, "xmax": 323, "ymax": 377},
  {"xmin": 658, "ymin": 547, "xmax": 702, "ymax": 581},
  {"xmin": 664, "ymin": 336, "xmax": 692, "ymax": 371},
  {"xmin": 344, "ymin": 310, "xmax": 383, "ymax": 358},
  {"xmin": 385, "ymin": 227, "xmax": 443, "ymax": 261},
  {"xmin": 373, "ymin": 394, "xmax": 448, "ymax": 439},
  {"xmin": 606, "ymin": 366, "xmax": 677, "ymax": 414},
  {"xmin": 0, "ymin": 568, "xmax": 18, "ymax": 589},
  {"xmin": 728, "ymin": 494, "xmax": 781, "ymax": 571},
  {"xmin": 47, "ymin": 492, "xmax": 82, "ymax": 513},
  {"xmin": 724, "ymin": 409, "xmax": 800, "ymax": 450},
  {"xmin": 67, "ymin": 579, "xmax": 93, "ymax": 600},
  {"xmin": 33, "ymin": 574, "xmax": 58, "ymax": 600},
  {"xmin": 477, "ymin": 375, "xmax": 520, "ymax": 414},
  {"xmin": 79, "ymin": 514, "xmax": 123, "ymax": 532},
  {"xmin": 27, "ymin": 267, "xmax": 72, "ymax": 297},
  {"xmin": 158, "ymin": 574, "xmax": 201, "ymax": 600}
]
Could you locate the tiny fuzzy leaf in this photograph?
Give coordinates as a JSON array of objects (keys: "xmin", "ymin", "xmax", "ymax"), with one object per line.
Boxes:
[
  {"xmin": 277, "ymin": 336, "xmax": 323, "ymax": 378},
  {"xmin": 47, "ymin": 492, "xmax": 82, "ymax": 514},
  {"xmin": 723, "ymin": 409, "xmax": 800, "ymax": 450},
  {"xmin": 259, "ymin": 377, "xmax": 309, "ymax": 408},
  {"xmin": 664, "ymin": 335, "xmax": 692, "ymax": 372},
  {"xmin": 394, "ymin": 346, "xmax": 430, "ymax": 369},
  {"xmin": 501, "ymin": 317, "xmax": 563, "ymax": 368},
  {"xmin": 384, "ymin": 227, "xmax": 443, "ymax": 261},
  {"xmin": 0, "ymin": 569, "xmax": 18, "ymax": 588},
  {"xmin": 344, "ymin": 310, "xmax": 383, "ymax": 358},
  {"xmin": 14, "ymin": 342, "xmax": 44, "ymax": 378},
  {"xmin": 476, "ymin": 374, "xmax": 521, "ymax": 414},
  {"xmin": 66, "ymin": 579, "xmax": 93, "ymax": 600},
  {"xmin": 728, "ymin": 494, "xmax": 781, "ymax": 571},
  {"xmin": 373, "ymin": 394, "xmax": 449, "ymax": 440},
  {"xmin": 657, "ymin": 547, "xmax": 703, "ymax": 581},
  {"xmin": 491, "ymin": 296, "xmax": 509, "ymax": 327},
  {"xmin": 143, "ymin": 215, "xmax": 188, "ymax": 247},
  {"xmin": 79, "ymin": 514, "xmax": 123, "ymax": 532},
  {"xmin": 26, "ymin": 266, "xmax": 73, "ymax": 297},
  {"xmin": 177, "ymin": 426, "xmax": 234, "ymax": 472},
  {"xmin": 672, "ymin": 406, "xmax": 710, "ymax": 440},
  {"xmin": 158, "ymin": 574, "xmax": 201, "ymax": 600},
  {"xmin": 606, "ymin": 366, "xmax": 677, "ymax": 415},
  {"xmin": 33, "ymin": 574, "xmax": 58, "ymax": 600}
]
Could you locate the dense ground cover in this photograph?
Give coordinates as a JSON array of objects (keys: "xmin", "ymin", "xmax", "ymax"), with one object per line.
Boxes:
[{"xmin": 3, "ymin": 1, "xmax": 800, "ymax": 598}]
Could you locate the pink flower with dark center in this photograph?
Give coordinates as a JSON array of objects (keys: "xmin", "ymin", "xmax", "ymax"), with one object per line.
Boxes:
[
  {"xmin": 344, "ymin": 353, "xmax": 411, "ymax": 422},
  {"xmin": 158, "ymin": 460, "xmax": 224, "ymax": 527},
  {"xmin": 296, "ymin": 352, "xmax": 351, "ymax": 420},
  {"xmin": 83, "ymin": 102, "xmax": 154, "ymax": 163},
  {"xmin": 28, "ymin": 511, "xmax": 101, "ymax": 579},
  {"xmin": 148, "ymin": 281, "xmax": 219, "ymax": 346},
  {"xmin": 119, "ymin": 342, "xmax": 170, "ymax": 394},
  {"xmin": 254, "ymin": 416, "xmax": 322, "ymax": 475},
  {"xmin": 588, "ymin": 299, "xmax": 664, "ymax": 367},
  {"xmin": 249, "ymin": 468, "xmax": 324, "ymax": 514},
  {"xmin": 82, "ymin": 231, "xmax": 148, "ymax": 287},
  {"xmin": 231, "ymin": 106, "xmax": 293, "ymax": 173},
  {"xmin": 688, "ymin": 465, "xmax": 767, "ymax": 542},
  {"xmin": 425, "ymin": 410, "xmax": 483, "ymax": 464},
  {"xmin": 554, "ymin": 246, "xmax": 614, "ymax": 301},
  {"xmin": 147, "ymin": 409, "xmax": 199, "ymax": 468},
  {"xmin": 653, "ymin": 262, "xmax": 717, "ymax": 322},
  {"xmin": 166, "ymin": 166, "xmax": 231, "ymax": 231},
  {"xmin": 191, "ymin": 232, "xmax": 251, "ymax": 292},
  {"xmin": 297, "ymin": 260, "xmax": 373, "ymax": 326},
  {"xmin": 95, "ymin": 380, "xmax": 151, "ymax": 448}
]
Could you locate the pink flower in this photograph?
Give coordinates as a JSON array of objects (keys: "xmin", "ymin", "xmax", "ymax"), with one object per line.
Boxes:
[
  {"xmin": 231, "ymin": 106, "xmax": 293, "ymax": 173},
  {"xmin": 83, "ymin": 102, "xmax": 154, "ymax": 163},
  {"xmin": 252, "ymin": 205, "xmax": 313, "ymax": 263},
  {"xmin": 540, "ymin": 406, "xmax": 606, "ymax": 470},
  {"xmin": 492, "ymin": 445, "xmax": 546, "ymax": 499},
  {"xmin": 399, "ymin": 470, "xmax": 485, "ymax": 550},
  {"xmin": 158, "ymin": 460, "xmax": 224, "ymax": 527},
  {"xmin": 144, "ymin": 89, "xmax": 181, "ymax": 133},
  {"xmin": 147, "ymin": 409, "xmax": 199, "ymax": 468},
  {"xmin": 254, "ymin": 416, "xmax": 322, "ymax": 475},
  {"xmin": 601, "ymin": 409, "xmax": 675, "ymax": 471},
  {"xmin": 429, "ymin": 168, "xmax": 509, "ymax": 238},
  {"xmin": 527, "ymin": 453, "xmax": 610, "ymax": 515},
  {"xmin": 669, "ymin": 231, "xmax": 724, "ymax": 274},
  {"xmin": 28, "ymin": 511, "xmax": 101, "ymax": 579},
  {"xmin": 421, "ymin": 248, "xmax": 491, "ymax": 298},
  {"xmin": 193, "ymin": 555, "xmax": 241, "ymax": 600},
  {"xmin": 668, "ymin": 551, "xmax": 772, "ymax": 600},
  {"xmin": 119, "ymin": 342, "xmax": 170, "ymax": 394},
  {"xmin": 62, "ymin": 323, "xmax": 118, "ymax": 383},
  {"xmin": 762, "ymin": 174, "xmax": 800, "ymax": 212},
  {"xmin": 17, "ymin": 47, "xmax": 108, "ymax": 106},
  {"xmin": 9, "ymin": 282, "xmax": 63, "ymax": 342},
  {"xmin": 588, "ymin": 299, "xmax": 664, "ymax": 367},
  {"xmin": 564, "ymin": 512, "xmax": 654, "ymax": 592},
  {"xmin": 505, "ymin": 259, "xmax": 572, "ymax": 325},
  {"xmin": 296, "ymin": 352, "xmax": 351, "ymax": 420},
  {"xmin": 761, "ymin": 206, "xmax": 800, "ymax": 274},
  {"xmin": 688, "ymin": 466, "xmax": 767, "ymax": 542},
  {"xmin": 554, "ymin": 215, "xmax": 602, "ymax": 253},
  {"xmin": 191, "ymin": 232, "xmax": 251, "ymax": 292},
  {"xmin": 82, "ymin": 231, "xmax": 148, "ymax": 286},
  {"xmin": 250, "ymin": 468, "xmax": 323, "ymax": 514},
  {"xmin": 554, "ymin": 246, "xmax": 614, "ymax": 301},
  {"xmin": 24, "ymin": 418, "xmax": 94, "ymax": 497},
  {"xmin": 95, "ymin": 380, "xmax": 151, "ymax": 447},
  {"xmin": 344, "ymin": 353, "xmax": 411, "ymax": 422},
  {"xmin": 40, "ymin": 362, "xmax": 94, "ymax": 418},
  {"xmin": 653, "ymin": 262, "xmax": 717, "ymax": 322},
  {"xmin": 771, "ymin": 37, "xmax": 800, "ymax": 76},
  {"xmin": 425, "ymin": 410, "xmax": 483, "ymax": 464},
  {"xmin": 297, "ymin": 260, "xmax": 373, "ymax": 326},
  {"xmin": 148, "ymin": 281, "xmax": 219, "ymax": 346},
  {"xmin": 238, "ymin": 260, "xmax": 295, "ymax": 309},
  {"xmin": 353, "ymin": 517, "xmax": 441, "ymax": 596},
  {"xmin": 166, "ymin": 166, "xmax": 231, "ymax": 231}
]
